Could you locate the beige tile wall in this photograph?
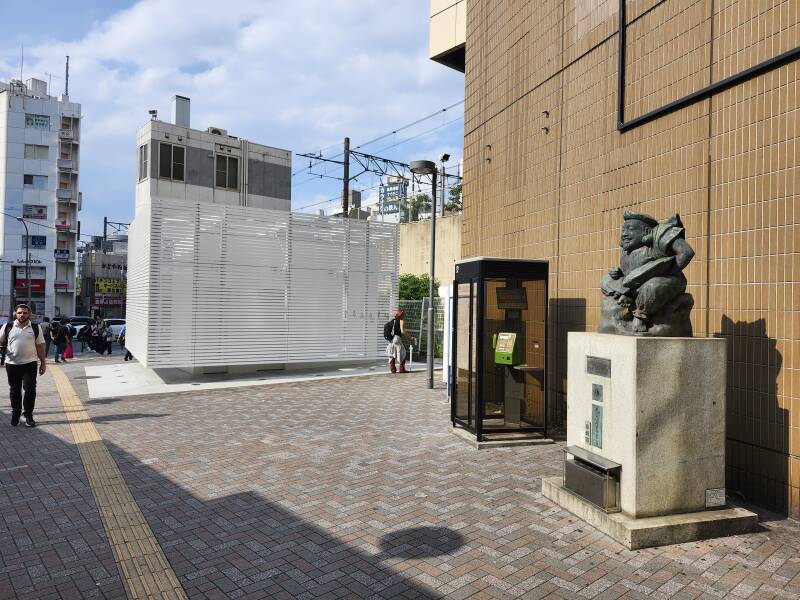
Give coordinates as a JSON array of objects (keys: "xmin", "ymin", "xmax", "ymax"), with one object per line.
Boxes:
[{"xmin": 461, "ymin": 0, "xmax": 800, "ymax": 518}]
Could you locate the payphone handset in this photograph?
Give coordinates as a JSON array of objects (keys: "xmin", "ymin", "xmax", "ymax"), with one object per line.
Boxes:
[{"xmin": 494, "ymin": 332, "xmax": 522, "ymax": 365}]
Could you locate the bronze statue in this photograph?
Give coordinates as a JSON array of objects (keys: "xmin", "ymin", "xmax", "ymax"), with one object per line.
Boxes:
[{"xmin": 599, "ymin": 212, "xmax": 695, "ymax": 336}]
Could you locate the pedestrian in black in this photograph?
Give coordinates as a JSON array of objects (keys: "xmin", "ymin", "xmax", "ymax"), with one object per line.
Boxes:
[
  {"xmin": 102, "ymin": 326, "xmax": 113, "ymax": 355},
  {"xmin": 77, "ymin": 325, "xmax": 90, "ymax": 352},
  {"xmin": 53, "ymin": 318, "xmax": 71, "ymax": 363},
  {"xmin": 0, "ymin": 304, "xmax": 46, "ymax": 427},
  {"xmin": 41, "ymin": 317, "xmax": 52, "ymax": 357}
]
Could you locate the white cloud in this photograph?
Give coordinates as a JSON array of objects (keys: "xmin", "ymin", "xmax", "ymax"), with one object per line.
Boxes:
[{"xmin": 2, "ymin": 0, "xmax": 464, "ymax": 234}]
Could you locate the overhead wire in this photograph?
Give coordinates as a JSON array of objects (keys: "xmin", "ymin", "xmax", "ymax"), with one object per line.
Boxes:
[{"xmin": 291, "ymin": 99, "xmax": 465, "ymax": 179}]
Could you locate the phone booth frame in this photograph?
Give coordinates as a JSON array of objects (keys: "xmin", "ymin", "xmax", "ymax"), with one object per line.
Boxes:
[{"xmin": 451, "ymin": 257, "xmax": 549, "ymax": 442}]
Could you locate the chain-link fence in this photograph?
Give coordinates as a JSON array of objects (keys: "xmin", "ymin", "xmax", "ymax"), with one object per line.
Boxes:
[{"xmin": 398, "ymin": 298, "xmax": 445, "ymax": 361}]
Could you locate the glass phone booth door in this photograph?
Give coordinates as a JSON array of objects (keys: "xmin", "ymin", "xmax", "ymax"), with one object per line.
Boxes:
[{"xmin": 451, "ymin": 258, "xmax": 548, "ymax": 442}]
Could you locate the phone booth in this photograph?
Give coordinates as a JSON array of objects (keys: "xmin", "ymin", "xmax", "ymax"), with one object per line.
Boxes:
[{"xmin": 451, "ymin": 257, "xmax": 549, "ymax": 442}]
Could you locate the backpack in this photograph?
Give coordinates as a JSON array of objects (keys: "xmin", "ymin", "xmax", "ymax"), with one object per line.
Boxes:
[
  {"xmin": 0, "ymin": 321, "xmax": 41, "ymax": 363},
  {"xmin": 383, "ymin": 318, "xmax": 396, "ymax": 341}
]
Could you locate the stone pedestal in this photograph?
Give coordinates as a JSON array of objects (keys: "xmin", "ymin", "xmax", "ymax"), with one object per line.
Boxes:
[{"xmin": 542, "ymin": 332, "xmax": 757, "ymax": 548}]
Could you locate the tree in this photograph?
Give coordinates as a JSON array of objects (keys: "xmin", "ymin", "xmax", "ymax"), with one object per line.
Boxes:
[
  {"xmin": 409, "ymin": 193, "xmax": 431, "ymax": 222},
  {"xmin": 399, "ymin": 273, "xmax": 439, "ymax": 300},
  {"xmin": 398, "ymin": 194, "xmax": 432, "ymax": 223},
  {"xmin": 445, "ymin": 182, "xmax": 462, "ymax": 212}
]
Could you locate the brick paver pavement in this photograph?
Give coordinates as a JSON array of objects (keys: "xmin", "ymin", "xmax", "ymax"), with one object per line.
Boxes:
[
  {"xmin": 3, "ymin": 354, "xmax": 800, "ymax": 599},
  {"xmin": 1, "ymin": 357, "xmax": 126, "ymax": 599}
]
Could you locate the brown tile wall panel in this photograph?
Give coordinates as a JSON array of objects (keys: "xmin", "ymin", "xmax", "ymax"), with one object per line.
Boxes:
[
  {"xmin": 462, "ymin": 0, "xmax": 800, "ymax": 518},
  {"xmin": 563, "ymin": 0, "xmax": 618, "ymax": 66},
  {"xmin": 624, "ymin": 0, "xmax": 712, "ymax": 121},
  {"xmin": 710, "ymin": 60, "xmax": 800, "ymax": 517},
  {"xmin": 713, "ymin": 0, "xmax": 799, "ymax": 82}
]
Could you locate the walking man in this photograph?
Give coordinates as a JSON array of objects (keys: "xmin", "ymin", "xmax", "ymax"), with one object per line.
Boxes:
[
  {"xmin": 0, "ymin": 304, "xmax": 46, "ymax": 427},
  {"xmin": 41, "ymin": 317, "xmax": 52, "ymax": 357},
  {"xmin": 53, "ymin": 318, "xmax": 71, "ymax": 363}
]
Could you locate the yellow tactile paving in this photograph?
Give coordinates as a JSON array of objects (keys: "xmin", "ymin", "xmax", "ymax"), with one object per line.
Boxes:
[{"xmin": 50, "ymin": 365, "xmax": 188, "ymax": 600}]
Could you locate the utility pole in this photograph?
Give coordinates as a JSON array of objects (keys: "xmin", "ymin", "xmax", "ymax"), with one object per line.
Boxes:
[
  {"xmin": 17, "ymin": 218, "xmax": 31, "ymax": 312},
  {"xmin": 341, "ymin": 137, "xmax": 350, "ymax": 216},
  {"xmin": 440, "ymin": 162, "xmax": 447, "ymax": 216},
  {"xmin": 410, "ymin": 160, "xmax": 437, "ymax": 389}
]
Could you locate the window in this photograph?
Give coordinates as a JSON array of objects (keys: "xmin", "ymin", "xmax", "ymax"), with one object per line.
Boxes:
[
  {"xmin": 23, "ymin": 175, "xmax": 48, "ymax": 190},
  {"xmin": 22, "ymin": 235, "xmax": 47, "ymax": 249},
  {"xmin": 23, "ymin": 205, "xmax": 47, "ymax": 220},
  {"xmin": 138, "ymin": 143, "xmax": 149, "ymax": 181},
  {"xmin": 158, "ymin": 142, "xmax": 184, "ymax": 181},
  {"xmin": 215, "ymin": 155, "xmax": 239, "ymax": 190},
  {"xmin": 24, "ymin": 144, "xmax": 49, "ymax": 160}
]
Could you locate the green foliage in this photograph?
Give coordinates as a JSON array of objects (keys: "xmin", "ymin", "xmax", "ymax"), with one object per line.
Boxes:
[
  {"xmin": 446, "ymin": 182, "xmax": 462, "ymax": 212},
  {"xmin": 399, "ymin": 193, "xmax": 432, "ymax": 223},
  {"xmin": 399, "ymin": 273, "xmax": 439, "ymax": 301}
]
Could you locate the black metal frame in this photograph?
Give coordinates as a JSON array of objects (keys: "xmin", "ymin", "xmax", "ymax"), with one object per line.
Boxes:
[
  {"xmin": 616, "ymin": 0, "xmax": 800, "ymax": 132},
  {"xmin": 451, "ymin": 258, "xmax": 549, "ymax": 442}
]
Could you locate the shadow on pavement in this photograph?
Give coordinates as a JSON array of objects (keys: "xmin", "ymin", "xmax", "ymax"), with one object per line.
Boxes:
[
  {"xmin": 1, "ymin": 407, "xmax": 465, "ymax": 598},
  {"xmin": 40, "ymin": 413, "xmax": 171, "ymax": 426}
]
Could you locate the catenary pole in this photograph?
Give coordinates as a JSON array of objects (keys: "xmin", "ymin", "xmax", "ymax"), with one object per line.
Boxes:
[{"xmin": 342, "ymin": 137, "xmax": 350, "ymax": 216}]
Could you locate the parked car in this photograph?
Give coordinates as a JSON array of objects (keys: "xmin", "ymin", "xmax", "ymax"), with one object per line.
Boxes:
[{"xmin": 103, "ymin": 318, "xmax": 126, "ymax": 341}]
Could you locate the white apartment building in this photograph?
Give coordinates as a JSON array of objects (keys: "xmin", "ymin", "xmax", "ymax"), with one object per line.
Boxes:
[
  {"xmin": 127, "ymin": 96, "xmax": 398, "ymax": 371},
  {"xmin": 0, "ymin": 78, "xmax": 81, "ymax": 318}
]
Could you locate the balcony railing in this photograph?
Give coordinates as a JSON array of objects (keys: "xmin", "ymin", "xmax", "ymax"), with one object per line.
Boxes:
[
  {"xmin": 56, "ymin": 188, "xmax": 73, "ymax": 201},
  {"xmin": 54, "ymin": 249, "xmax": 71, "ymax": 261},
  {"xmin": 57, "ymin": 158, "xmax": 74, "ymax": 171},
  {"xmin": 55, "ymin": 219, "xmax": 71, "ymax": 231},
  {"xmin": 58, "ymin": 129, "xmax": 74, "ymax": 140}
]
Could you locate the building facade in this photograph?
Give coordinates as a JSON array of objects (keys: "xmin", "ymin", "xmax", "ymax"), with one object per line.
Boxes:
[
  {"xmin": 434, "ymin": 2, "xmax": 800, "ymax": 518},
  {"xmin": 0, "ymin": 78, "xmax": 81, "ymax": 318},
  {"xmin": 77, "ymin": 235, "xmax": 128, "ymax": 319}
]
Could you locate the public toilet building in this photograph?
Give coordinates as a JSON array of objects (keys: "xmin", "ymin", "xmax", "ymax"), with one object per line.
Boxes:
[{"xmin": 127, "ymin": 97, "xmax": 398, "ymax": 371}]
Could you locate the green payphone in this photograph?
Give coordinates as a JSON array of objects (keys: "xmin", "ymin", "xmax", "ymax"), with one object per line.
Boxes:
[{"xmin": 493, "ymin": 332, "xmax": 523, "ymax": 365}]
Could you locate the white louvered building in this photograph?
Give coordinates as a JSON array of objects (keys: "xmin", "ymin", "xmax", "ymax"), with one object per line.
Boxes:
[{"xmin": 126, "ymin": 98, "xmax": 398, "ymax": 370}]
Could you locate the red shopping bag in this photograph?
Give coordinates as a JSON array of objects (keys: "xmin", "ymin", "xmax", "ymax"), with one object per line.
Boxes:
[{"xmin": 63, "ymin": 343, "xmax": 74, "ymax": 359}]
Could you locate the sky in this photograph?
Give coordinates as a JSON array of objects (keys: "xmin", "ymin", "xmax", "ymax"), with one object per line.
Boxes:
[{"xmin": 0, "ymin": 0, "xmax": 465, "ymax": 239}]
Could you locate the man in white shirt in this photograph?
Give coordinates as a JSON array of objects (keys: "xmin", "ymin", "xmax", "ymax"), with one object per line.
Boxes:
[{"xmin": 0, "ymin": 304, "xmax": 46, "ymax": 427}]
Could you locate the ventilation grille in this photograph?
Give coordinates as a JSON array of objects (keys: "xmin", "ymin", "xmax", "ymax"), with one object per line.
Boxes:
[{"xmin": 126, "ymin": 200, "xmax": 398, "ymax": 368}]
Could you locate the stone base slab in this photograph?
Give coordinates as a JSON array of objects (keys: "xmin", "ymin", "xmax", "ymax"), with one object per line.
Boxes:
[
  {"xmin": 450, "ymin": 426, "xmax": 553, "ymax": 449},
  {"xmin": 541, "ymin": 476, "xmax": 758, "ymax": 550}
]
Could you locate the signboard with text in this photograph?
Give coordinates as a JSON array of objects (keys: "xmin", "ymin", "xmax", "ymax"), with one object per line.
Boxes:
[
  {"xmin": 93, "ymin": 292, "xmax": 125, "ymax": 306},
  {"xmin": 95, "ymin": 278, "xmax": 127, "ymax": 293},
  {"xmin": 22, "ymin": 205, "xmax": 48, "ymax": 220}
]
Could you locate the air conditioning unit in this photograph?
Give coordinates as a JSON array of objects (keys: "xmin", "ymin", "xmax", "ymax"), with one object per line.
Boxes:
[{"xmin": 207, "ymin": 127, "xmax": 228, "ymax": 136}]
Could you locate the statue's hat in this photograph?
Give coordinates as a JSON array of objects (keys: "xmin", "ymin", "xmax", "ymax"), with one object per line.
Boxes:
[{"xmin": 623, "ymin": 210, "xmax": 658, "ymax": 227}]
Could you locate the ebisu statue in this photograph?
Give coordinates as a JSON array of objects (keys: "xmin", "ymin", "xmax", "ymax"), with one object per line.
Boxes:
[{"xmin": 599, "ymin": 211, "xmax": 695, "ymax": 336}]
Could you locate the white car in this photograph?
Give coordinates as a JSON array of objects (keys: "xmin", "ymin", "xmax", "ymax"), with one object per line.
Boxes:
[{"xmin": 103, "ymin": 318, "xmax": 126, "ymax": 341}]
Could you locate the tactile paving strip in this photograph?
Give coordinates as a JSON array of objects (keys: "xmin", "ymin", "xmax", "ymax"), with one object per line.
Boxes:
[{"xmin": 51, "ymin": 365, "xmax": 187, "ymax": 599}]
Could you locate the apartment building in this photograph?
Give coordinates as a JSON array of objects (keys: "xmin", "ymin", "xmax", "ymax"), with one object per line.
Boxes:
[
  {"xmin": 431, "ymin": 2, "xmax": 800, "ymax": 519},
  {"xmin": 0, "ymin": 78, "xmax": 81, "ymax": 317}
]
